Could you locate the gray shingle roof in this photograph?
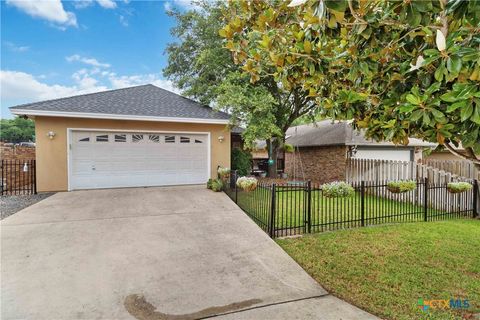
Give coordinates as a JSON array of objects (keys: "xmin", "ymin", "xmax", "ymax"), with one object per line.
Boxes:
[
  {"xmin": 286, "ymin": 120, "xmax": 436, "ymax": 148},
  {"xmin": 10, "ymin": 84, "xmax": 230, "ymax": 121}
]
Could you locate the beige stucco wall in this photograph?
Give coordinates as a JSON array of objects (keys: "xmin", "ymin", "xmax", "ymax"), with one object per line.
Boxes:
[{"xmin": 35, "ymin": 116, "xmax": 231, "ymax": 192}]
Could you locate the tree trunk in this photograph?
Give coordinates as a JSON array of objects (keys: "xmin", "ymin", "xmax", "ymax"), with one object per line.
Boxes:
[{"xmin": 267, "ymin": 138, "xmax": 280, "ymax": 178}]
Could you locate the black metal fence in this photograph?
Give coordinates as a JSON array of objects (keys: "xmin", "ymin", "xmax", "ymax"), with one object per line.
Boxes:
[
  {"xmin": 0, "ymin": 159, "xmax": 37, "ymax": 195},
  {"xmin": 224, "ymin": 171, "xmax": 478, "ymax": 238}
]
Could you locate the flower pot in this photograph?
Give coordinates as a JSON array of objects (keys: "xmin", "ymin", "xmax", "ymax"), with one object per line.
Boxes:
[
  {"xmin": 447, "ymin": 187, "xmax": 466, "ymax": 194},
  {"xmin": 387, "ymin": 186, "xmax": 408, "ymax": 193}
]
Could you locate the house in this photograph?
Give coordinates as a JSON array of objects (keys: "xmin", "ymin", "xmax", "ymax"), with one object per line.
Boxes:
[
  {"xmin": 10, "ymin": 84, "xmax": 231, "ymax": 192},
  {"xmin": 284, "ymin": 120, "xmax": 435, "ymax": 183},
  {"xmin": 426, "ymin": 144, "xmax": 472, "ymax": 161}
]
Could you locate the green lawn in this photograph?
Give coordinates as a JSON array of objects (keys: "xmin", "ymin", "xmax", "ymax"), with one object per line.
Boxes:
[
  {"xmin": 276, "ymin": 219, "xmax": 480, "ymax": 320},
  {"xmin": 233, "ymin": 187, "xmax": 452, "ymax": 235}
]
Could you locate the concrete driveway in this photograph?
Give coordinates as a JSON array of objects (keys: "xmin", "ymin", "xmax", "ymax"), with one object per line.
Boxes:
[{"xmin": 1, "ymin": 186, "xmax": 377, "ymax": 320}]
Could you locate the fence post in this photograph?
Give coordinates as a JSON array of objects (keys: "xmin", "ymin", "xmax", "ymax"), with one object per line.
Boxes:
[
  {"xmin": 307, "ymin": 180, "xmax": 312, "ymax": 233},
  {"xmin": 269, "ymin": 183, "xmax": 276, "ymax": 238},
  {"xmin": 33, "ymin": 160, "xmax": 37, "ymax": 194},
  {"xmin": 234, "ymin": 170, "xmax": 238, "ymax": 204},
  {"xmin": 360, "ymin": 181, "xmax": 365, "ymax": 227},
  {"xmin": 473, "ymin": 180, "xmax": 478, "ymax": 218},
  {"xmin": 423, "ymin": 177, "xmax": 428, "ymax": 221}
]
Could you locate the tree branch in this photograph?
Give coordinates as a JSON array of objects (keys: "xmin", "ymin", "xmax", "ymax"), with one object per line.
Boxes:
[{"xmin": 443, "ymin": 142, "xmax": 480, "ymax": 165}]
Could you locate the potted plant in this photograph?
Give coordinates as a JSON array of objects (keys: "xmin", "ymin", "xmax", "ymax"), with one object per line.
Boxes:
[
  {"xmin": 206, "ymin": 179, "xmax": 214, "ymax": 189},
  {"xmin": 217, "ymin": 167, "xmax": 230, "ymax": 179},
  {"xmin": 210, "ymin": 179, "xmax": 224, "ymax": 192},
  {"xmin": 321, "ymin": 181, "xmax": 355, "ymax": 198},
  {"xmin": 386, "ymin": 180, "xmax": 416, "ymax": 193},
  {"xmin": 447, "ymin": 182, "xmax": 472, "ymax": 194},
  {"xmin": 236, "ymin": 176, "xmax": 258, "ymax": 192}
]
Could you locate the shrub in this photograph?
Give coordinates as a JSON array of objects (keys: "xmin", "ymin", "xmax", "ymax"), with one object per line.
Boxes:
[
  {"xmin": 236, "ymin": 176, "xmax": 258, "ymax": 192},
  {"xmin": 447, "ymin": 182, "xmax": 472, "ymax": 193},
  {"xmin": 211, "ymin": 179, "xmax": 223, "ymax": 192},
  {"xmin": 232, "ymin": 148, "xmax": 252, "ymax": 176},
  {"xmin": 217, "ymin": 167, "xmax": 230, "ymax": 178},
  {"xmin": 387, "ymin": 180, "xmax": 416, "ymax": 193},
  {"xmin": 206, "ymin": 179, "xmax": 213, "ymax": 189},
  {"xmin": 283, "ymin": 143, "xmax": 294, "ymax": 153},
  {"xmin": 321, "ymin": 181, "xmax": 355, "ymax": 198}
]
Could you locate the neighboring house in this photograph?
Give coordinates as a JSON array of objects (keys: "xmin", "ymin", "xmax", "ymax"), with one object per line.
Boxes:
[
  {"xmin": 426, "ymin": 145, "xmax": 473, "ymax": 161},
  {"xmin": 10, "ymin": 84, "xmax": 231, "ymax": 192},
  {"xmin": 284, "ymin": 120, "xmax": 435, "ymax": 183}
]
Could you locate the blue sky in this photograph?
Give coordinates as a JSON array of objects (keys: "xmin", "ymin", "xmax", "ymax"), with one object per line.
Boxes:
[{"xmin": 1, "ymin": 0, "xmax": 191, "ymax": 118}]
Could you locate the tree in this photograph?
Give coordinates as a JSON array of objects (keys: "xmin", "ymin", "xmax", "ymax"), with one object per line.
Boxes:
[
  {"xmin": 0, "ymin": 117, "xmax": 35, "ymax": 143},
  {"xmin": 165, "ymin": 1, "xmax": 320, "ymax": 177},
  {"xmin": 163, "ymin": 1, "xmax": 236, "ymax": 105},
  {"xmin": 221, "ymin": 0, "xmax": 480, "ymax": 165}
]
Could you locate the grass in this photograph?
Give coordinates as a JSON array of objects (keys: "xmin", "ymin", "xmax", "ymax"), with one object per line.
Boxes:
[
  {"xmin": 276, "ymin": 219, "xmax": 480, "ymax": 320},
  {"xmin": 234, "ymin": 187, "xmax": 451, "ymax": 234}
]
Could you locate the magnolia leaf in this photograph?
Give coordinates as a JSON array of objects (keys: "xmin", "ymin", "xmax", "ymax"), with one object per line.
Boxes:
[
  {"xmin": 304, "ymin": 40, "xmax": 312, "ymax": 54},
  {"xmin": 446, "ymin": 56, "xmax": 462, "ymax": 74},
  {"xmin": 406, "ymin": 94, "xmax": 421, "ymax": 105},
  {"xmin": 434, "ymin": 62, "xmax": 445, "ymax": 81},
  {"xmin": 471, "ymin": 105, "xmax": 480, "ymax": 124},
  {"xmin": 446, "ymin": 100, "xmax": 467, "ymax": 112},
  {"xmin": 460, "ymin": 103, "xmax": 473, "ymax": 121},
  {"xmin": 436, "ymin": 30, "xmax": 446, "ymax": 51},
  {"xmin": 441, "ymin": 91, "xmax": 458, "ymax": 102},
  {"xmin": 287, "ymin": 0, "xmax": 308, "ymax": 7},
  {"xmin": 324, "ymin": 0, "xmax": 347, "ymax": 12},
  {"xmin": 410, "ymin": 109, "xmax": 423, "ymax": 121}
]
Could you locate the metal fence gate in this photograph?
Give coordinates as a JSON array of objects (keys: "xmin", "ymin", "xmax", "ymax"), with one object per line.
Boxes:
[{"xmin": 0, "ymin": 159, "xmax": 37, "ymax": 195}]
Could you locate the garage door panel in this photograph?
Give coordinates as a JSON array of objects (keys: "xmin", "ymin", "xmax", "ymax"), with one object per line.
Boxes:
[{"xmin": 70, "ymin": 131, "xmax": 209, "ymax": 190}]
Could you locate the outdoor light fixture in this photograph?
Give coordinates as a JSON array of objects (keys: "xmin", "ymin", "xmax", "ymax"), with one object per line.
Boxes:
[
  {"xmin": 218, "ymin": 135, "xmax": 225, "ymax": 143},
  {"xmin": 47, "ymin": 131, "xmax": 56, "ymax": 140}
]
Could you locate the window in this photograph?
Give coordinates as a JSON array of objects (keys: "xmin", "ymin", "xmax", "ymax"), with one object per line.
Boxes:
[
  {"xmin": 180, "ymin": 136, "xmax": 190, "ymax": 143},
  {"xmin": 165, "ymin": 135, "xmax": 175, "ymax": 143},
  {"xmin": 132, "ymin": 134, "xmax": 144, "ymax": 143},
  {"xmin": 115, "ymin": 134, "xmax": 126, "ymax": 142},
  {"xmin": 79, "ymin": 137, "xmax": 90, "ymax": 142},
  {"xmin": 149, "ymin": 134, "xmax": 160, "ymax": 143},
  {"xmin": 96, "ymin": 134, "xmax": 109, "ymax": 142},
  {"xmin": 195, "ymin": 139, "xmax": 203, "ymax": 144}
]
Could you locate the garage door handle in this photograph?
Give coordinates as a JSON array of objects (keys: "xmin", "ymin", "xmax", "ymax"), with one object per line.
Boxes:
[{"xmin": 92, "ymin": 165, "xmax": 96, "ymax": 171}]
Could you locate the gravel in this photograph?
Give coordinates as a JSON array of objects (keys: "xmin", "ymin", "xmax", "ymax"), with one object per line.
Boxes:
[{"xmin": 1, "ymin": 193, "xmax": 55, "ymax": 220}]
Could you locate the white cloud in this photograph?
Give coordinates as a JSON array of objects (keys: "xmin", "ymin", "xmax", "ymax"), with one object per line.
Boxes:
[
  {"xmin": 4, "ymin": 41, "xmax": 29, "ymax": 52},
  {"xmin": 96, "ymin": 0, "xmax": 117, "ymax": 9},
  {"xmin": 119, "ymin": 15, "xmax": 128, "ymax": 27},
  {"xmin": 1, "ymin": 69, "xmax": 180, "ymax": 105},
  {"xmin": 0, "ymin": 70, "xmax": 107, "ymax": 101},
  {"xmin": 73, "ymin": 0, "xmax": 94, "ymax": 9},
  {"xmin": 6, "ymin": 0, "xmax": 77, "ymax": 28},
  {"xmin": 66, "ymin": 55, "xmax": 111, "ymax": 68},
  {"xmin": 107, "ymin": 73, "xmax": 180, "ymax": 94},
  {"xmin": 173, "ymin": 0, "xmax": 202, "ymax": 10},
  {"xmin": 164, "ymin": 2, "xmax": 172, "ymax": 12},
  {"xmin": 73, "ymin": 0, "xmax": 117, "ymax": 9}
]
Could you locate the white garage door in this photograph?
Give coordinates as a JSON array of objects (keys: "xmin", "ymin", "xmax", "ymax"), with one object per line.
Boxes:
[{"xmin": 69, "ymin": 130, "xmax": 209, "ymax": 190}]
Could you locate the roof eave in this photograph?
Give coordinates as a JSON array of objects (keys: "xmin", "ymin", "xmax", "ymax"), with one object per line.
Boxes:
[{"xmin": 10, "ymin": 109, "xmax": 230, "ymax": 125}]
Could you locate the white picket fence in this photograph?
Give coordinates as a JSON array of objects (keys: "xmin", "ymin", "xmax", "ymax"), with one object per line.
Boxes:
[
  {"xmin": 346, "ymin": 158, "xmax": 478, "ymax": 214},
  {"xmin": 346, "ymin": 158, "xmax": 474, "ymax": 184},
  {"xmin": 420, "ymin": 159, "xmax": 480, "ymax": 181}
]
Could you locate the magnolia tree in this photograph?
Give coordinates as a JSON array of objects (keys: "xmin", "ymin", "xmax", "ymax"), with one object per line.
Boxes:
[{"xmin": 221, "ymin": 0, "xmax": 480, "ymax": 165}]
